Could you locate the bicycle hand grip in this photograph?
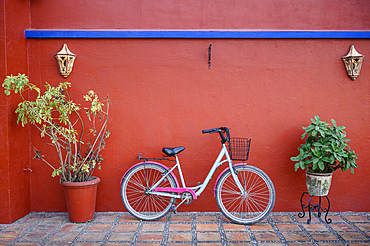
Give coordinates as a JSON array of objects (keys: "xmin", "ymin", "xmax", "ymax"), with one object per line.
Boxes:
[
  {"xmin": 202, "ymin": 128, "xmax": 218, "ymax": 134},
  {"xmin": 202, "ymin": 127, "xmax": 230, "ymax": 144}
]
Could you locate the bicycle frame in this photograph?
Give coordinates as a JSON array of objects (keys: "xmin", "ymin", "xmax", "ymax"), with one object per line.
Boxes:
[
  {"xmin": 147, "ymin": 143, "xmax": 245, "ymax": 200},
  {"xmin": 121, "ymin": 126, "xmax": 276, "ymax": 224}
]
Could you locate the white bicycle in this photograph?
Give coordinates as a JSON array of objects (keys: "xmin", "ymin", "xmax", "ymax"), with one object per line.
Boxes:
[{"xmin": 120, "ymin": 127, "xmax": 275, "ymax": 224}]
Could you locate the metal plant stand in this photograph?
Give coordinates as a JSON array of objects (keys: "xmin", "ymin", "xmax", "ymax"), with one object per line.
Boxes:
[{"xmin": 298, "ymin": 192, "xmax": 332, "ymax": 224}]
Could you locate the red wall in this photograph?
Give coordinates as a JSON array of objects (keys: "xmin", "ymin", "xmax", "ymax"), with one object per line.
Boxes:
[
  {"xmin": 29, "ymin": 0, "xmax": 370, "ymax": 30},
  {"xmin": 0, "ymin": 0, "xmax": 31, "ymax": 223},
  {"xmin": 27, "ymin": 38, "xmax": 370, "ymax": 214},
  {"xmin": 1, "ymin": 0, "xmax": 370, "ymax": 222}
]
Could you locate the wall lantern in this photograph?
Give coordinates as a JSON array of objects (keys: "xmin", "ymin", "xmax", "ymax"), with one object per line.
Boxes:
[
  {"xmin": 55, "ymin": 43, "xmax": 76, "ymax": 78},
  {"xmin": 342, "ymin": 45, "xmax": 364, "ymax": 80}
]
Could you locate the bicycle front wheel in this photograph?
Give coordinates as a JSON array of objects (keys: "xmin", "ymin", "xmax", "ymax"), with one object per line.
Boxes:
[
  {"xmin": 215, "ymin": 165, "xmax": 275, "ymax": 224},
  {"xmin": 121, "ymin": 163, "xmax": 177, "ymax": 221}
]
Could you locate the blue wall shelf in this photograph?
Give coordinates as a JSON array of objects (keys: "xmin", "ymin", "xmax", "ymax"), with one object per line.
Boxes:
[{"xmin": 25, "ymin": 30, "xmax": 370, "ymax": 39}]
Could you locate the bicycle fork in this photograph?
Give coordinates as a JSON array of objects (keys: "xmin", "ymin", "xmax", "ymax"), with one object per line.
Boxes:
[{"xmin": 224, "ymin": 147, "xmax": 246, "ymax": 197}]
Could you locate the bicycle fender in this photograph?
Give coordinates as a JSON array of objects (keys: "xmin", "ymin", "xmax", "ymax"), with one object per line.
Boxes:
[
  {"xmin": 120, "ymin": 161, "xmax": 180, "ymax": 189},
  {"xmin": 214, "ymin": 163, "xmax": 247, "ymax": 197}
]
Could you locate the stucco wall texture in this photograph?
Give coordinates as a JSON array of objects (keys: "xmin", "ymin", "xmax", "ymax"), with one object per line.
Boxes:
[{"xmin": 1, "ymin": 0, "xmax": 370, "ymax": 223}]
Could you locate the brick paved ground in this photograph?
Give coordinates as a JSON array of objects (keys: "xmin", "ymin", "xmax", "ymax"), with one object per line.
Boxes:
[{"xmin": 1, "ymin": 212, "xmax": 369, "ymax": 245}]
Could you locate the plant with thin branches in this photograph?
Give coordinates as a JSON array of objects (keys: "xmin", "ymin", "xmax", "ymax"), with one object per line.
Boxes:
[{"xmin": 3, "ymin": 74, "xmax": 110, "ymax": 182}]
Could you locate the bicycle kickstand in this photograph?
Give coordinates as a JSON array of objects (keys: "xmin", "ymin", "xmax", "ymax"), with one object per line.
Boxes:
[{"xmin": 171, "ymin": 204, "xmax": 177, "ymax": 214}]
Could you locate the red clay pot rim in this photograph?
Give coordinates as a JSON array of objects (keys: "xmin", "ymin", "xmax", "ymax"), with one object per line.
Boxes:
[{"xmin": 60, "ymin": 176, "xmax": 101, "ymax": 187}]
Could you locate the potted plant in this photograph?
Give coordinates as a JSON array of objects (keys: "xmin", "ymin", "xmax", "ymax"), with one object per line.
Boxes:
[
  {"xmin": 2, "ymin": 74, "xmax": 110, "ymax": 222},
  {"xmin": 291, "ymin": 115, "xmax": 358, "ymax": 196}
]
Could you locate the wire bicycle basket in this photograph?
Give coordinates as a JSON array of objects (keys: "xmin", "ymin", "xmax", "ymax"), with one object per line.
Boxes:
[{"xmin": 228, "ymin": 137, "xmax": 251, "ymax": 161}]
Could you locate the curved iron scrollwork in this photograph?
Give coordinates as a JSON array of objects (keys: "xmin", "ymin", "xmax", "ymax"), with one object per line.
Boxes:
[{"xmin": 298, "ymin": 192, "xmax": 331, "ymax": 224}]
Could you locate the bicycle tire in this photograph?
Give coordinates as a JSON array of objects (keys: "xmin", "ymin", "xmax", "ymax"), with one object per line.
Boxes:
[
  {"xmin": 215, "ymin": 165, "xmax": 275, "ymax": 224},
  {"xmin": 121, "ymin": 163, "xmax": 177, "ymax": 221}
]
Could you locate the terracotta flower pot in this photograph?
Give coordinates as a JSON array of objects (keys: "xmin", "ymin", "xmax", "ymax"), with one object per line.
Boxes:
[
  {"xmin": 60, "ymin": 177, "xmax": 100, "ymax": 222},
  {"xmin": 306, "ymin": 171, "xmax": 332, "ymax": 196}
]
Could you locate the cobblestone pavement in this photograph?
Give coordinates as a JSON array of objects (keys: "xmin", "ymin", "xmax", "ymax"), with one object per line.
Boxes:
[{"xmin": 1, "ymin": 212, "xmax": 370, "ymax": 245}]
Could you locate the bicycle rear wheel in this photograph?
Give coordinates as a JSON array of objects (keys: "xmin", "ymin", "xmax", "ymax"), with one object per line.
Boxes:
[
  {"xmin": 121, "ymin": 163, "xmax": 177, "ymax": 221},
  {"xmin": 215, "ymin": 165, "xmax": 275, "ymax": 224}
]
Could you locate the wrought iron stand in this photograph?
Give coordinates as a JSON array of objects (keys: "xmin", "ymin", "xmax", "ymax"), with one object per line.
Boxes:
[{"xmin": 298, "ymin": 192, "xmax": 332, "ymax": 224}]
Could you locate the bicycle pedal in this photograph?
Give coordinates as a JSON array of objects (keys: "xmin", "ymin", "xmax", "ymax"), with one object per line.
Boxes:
[{"xmin": 171, "ymin": 205, "xmax": 177, "ymax": 214}]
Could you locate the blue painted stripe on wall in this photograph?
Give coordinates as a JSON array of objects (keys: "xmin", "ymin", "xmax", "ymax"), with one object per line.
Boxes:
[{"xmin": 25, "ymin": 30, "xmax": 370, "ymax": 39}]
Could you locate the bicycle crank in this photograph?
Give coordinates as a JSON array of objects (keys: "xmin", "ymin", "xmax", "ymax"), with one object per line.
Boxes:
[
  {"xmin": 181, "ymin": 191, "xmax": 194, "ymax": 205},
  {"xmin": 174, "ymin": 191, "xmax": 194, "ymax": 211}
]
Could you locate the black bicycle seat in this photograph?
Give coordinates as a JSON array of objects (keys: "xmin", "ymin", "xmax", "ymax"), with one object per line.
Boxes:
[{"xmin": 162, "ymin": 147, "xmax": 185, "ymax": 157}]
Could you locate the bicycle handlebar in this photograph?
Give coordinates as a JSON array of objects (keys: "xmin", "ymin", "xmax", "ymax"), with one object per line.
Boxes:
[{"xmin": 202, "ymin": 127, "xmax": 230, "ymax": 144}]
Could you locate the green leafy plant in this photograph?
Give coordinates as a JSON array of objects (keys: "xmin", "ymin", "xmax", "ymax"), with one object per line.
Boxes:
[
  {"xmin": 291, "ymin": 115, "xmax": 358, "ymax": 174},
  {"xmin": 2, "ymin": 74, "xmax": 110, "ymax": 182}
]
